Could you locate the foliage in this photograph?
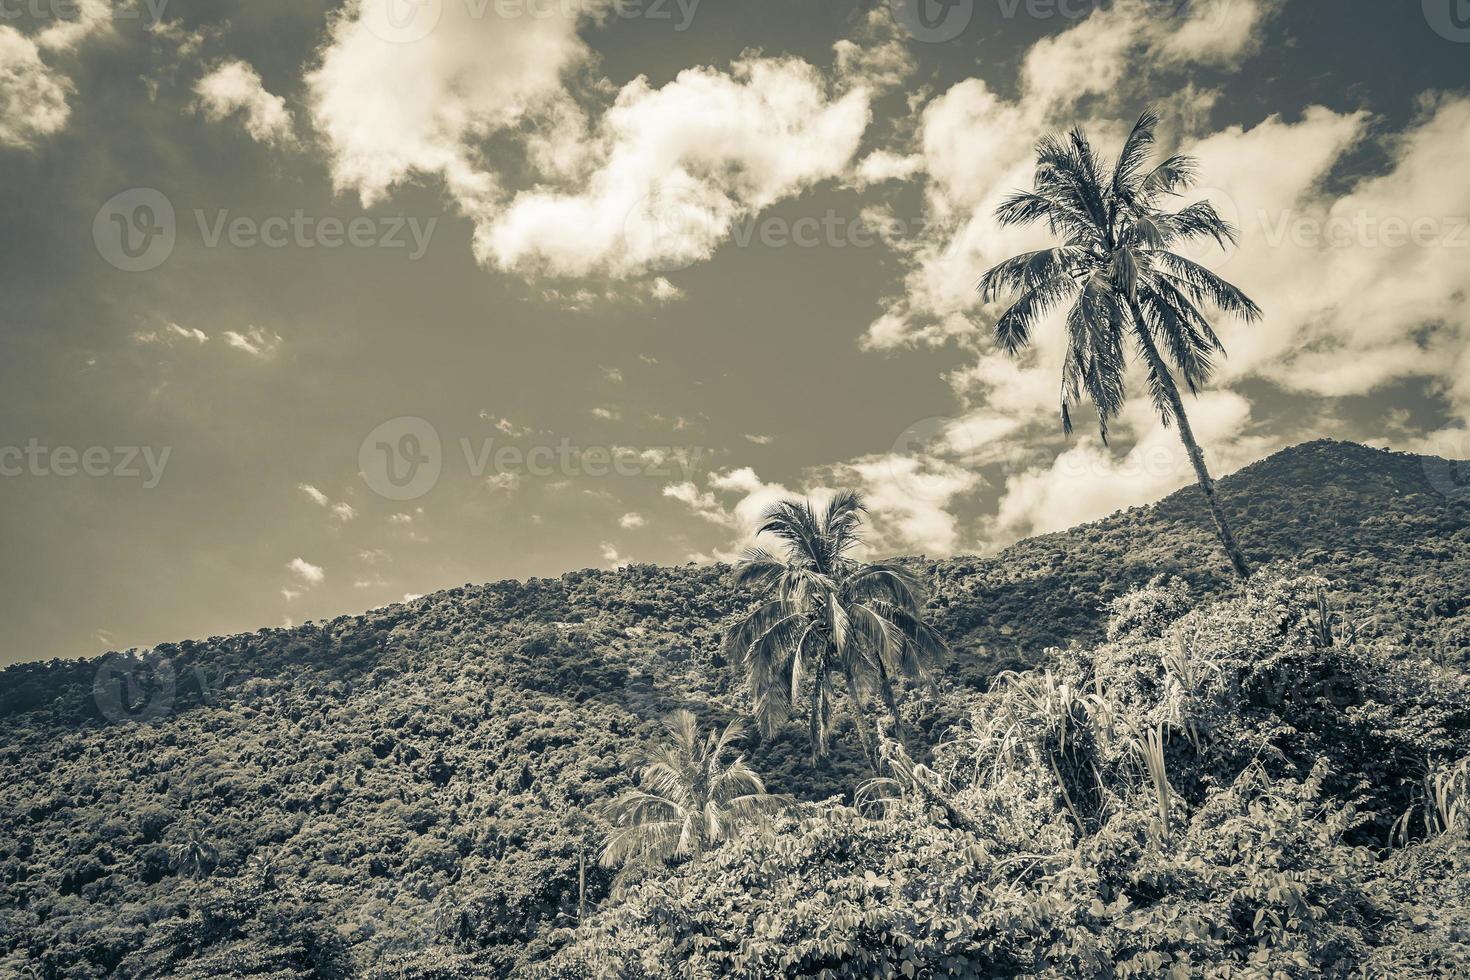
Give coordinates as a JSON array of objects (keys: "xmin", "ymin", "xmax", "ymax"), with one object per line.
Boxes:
[
  {"xmin": 0, "ymin": 441, "xmax": 1467, "ymax": 976},
  {"xmin": 725, "ymin": 491, "xmax": 948, "ymax": 764},
  {"xmin": 600, "ymin": 710, "xmax": 782, "ymax": 868}
]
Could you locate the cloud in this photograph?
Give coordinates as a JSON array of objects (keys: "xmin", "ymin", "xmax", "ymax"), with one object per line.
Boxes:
[
  {"xmin": 299, "ymin": 483, "xmax": 356, "ymax": 521},
  {"xmin": 307, "ymin": 0, "xmax": 587, "ymax": 208},
  {"xmin": 194, "ymin": 60, "xmax": 294, "ymax": 144},
  {"xmin": 285, "ymin": 557, "xmax": 325, "ymax": 585},
  {"xmin": 0, "ymin": 0, "xmax": 115, "ymax": 148},
  {"xmin": 1181, "ymin": 97, "xmax": 1470, "ymax": 412},
  {"xmin": 600, "ymin": 541, "xmax": 626, "ymax": 566},
  {"xmin": 618, "ymin": 512, "xmax": 646, "ymax": 529},
  {"xmin": 482, "ymin": 57, "xmax": 871, "ymax": 280},
  {"xmin": 851, "ymin": 150, "xmax": 923, "ymax": 188},
  {"xmin": 485, "ymin": 472, "xmax": 520, "ymax": 494},
  {"xmin": 133, "ymin": 322, "xmax": 210, "ymax": 346},
  {"xmin": 223, "ymin": 327, "xmax": 283, "ymax": 358},
  {"xmin": 665, "ymin": 456, "xmax": 980, "ymax": 560},
  {"xmin": 0, "ymin": 28, "xmax": 73, "ymax": 148},
  {"xmin": 298, "ymin": 483, "xmax": 329, "ymax": 506},
  {"xmin": 991, "ymin": 392, "xmax": 1279, "ymax": 541},
  {"xmin": 743, "ymin": 433, "xmax": 775, "ymax": 445}
]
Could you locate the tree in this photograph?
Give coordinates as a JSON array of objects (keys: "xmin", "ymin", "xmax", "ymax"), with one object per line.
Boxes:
[
  {"xmin": 599, "ymin": 710, "xmax": 779, "ymax": 867},
  {"xmin": 978, "ymin": 108, "xmax": 1261, "ymax": 579},
  {"xmin": 168, "ymin": 828, "xmax": 218, "ymax": 879},
  {"xmin": 724, "ymin": 491, "xmax": 949, "ymax": 765}
]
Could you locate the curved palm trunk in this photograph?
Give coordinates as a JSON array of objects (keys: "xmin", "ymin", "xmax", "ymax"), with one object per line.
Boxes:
[{"xmin": 1128, "ymin": 300, "xmax": 1251, "ymax": 580}]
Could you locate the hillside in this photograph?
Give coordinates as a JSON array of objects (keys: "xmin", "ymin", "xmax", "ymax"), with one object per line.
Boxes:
[{"xmin": 1, "ymin": 440, "xmax": 1467, "ymax": 977}]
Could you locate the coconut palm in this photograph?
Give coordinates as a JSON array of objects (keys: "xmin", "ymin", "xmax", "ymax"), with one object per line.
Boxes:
[
  {"xmin": 978, "ymin": 108, "xmax": 1260, "ymax": 579},
  {"xmin": 724, "ymin": 491, "xmax": 950, "ymax": 765},
  {"xmin": 168, "ymin": 828, "xmax": 218, "ymax": 879},
  {"xmin": 599, "ymin": 710, "xmax": 780, "ymax": 868}
]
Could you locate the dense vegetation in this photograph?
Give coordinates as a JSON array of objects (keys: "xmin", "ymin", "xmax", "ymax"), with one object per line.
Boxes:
[{"xmin": 1, "ymin": 440, "xmax": 1468, "ymax": 977}]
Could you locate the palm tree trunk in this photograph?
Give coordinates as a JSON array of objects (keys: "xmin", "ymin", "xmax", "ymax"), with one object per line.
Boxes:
[
  {"xmin": 874, "ymin": 659, "xmax": 909, "ymax": 750},
  {"xmin": 841, "ymin": 665, "xmax": 880, "ymax": 772},
  {"xmin": 809, "ymin": 663, "xmax": 831, "ymax": 764},
  {"xmin": 1129, "ymin": 303, "xmax": 1251, "ymax": 580}
]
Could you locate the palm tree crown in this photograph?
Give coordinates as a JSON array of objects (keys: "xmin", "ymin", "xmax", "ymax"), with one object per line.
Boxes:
[
  {"xmin": 724, "ymin": 491, "xmax": 949, "ymax": 764},
  {"xmin": 978, "ymin": 108, "xmax": 1259, "ymax": 579},
  {"xmin": 599, "ymin": 710, "xmax": 778, "ymax": 868}
]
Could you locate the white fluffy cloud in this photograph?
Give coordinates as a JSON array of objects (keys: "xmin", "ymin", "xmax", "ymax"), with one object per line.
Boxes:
[
  {"xmin": 1185, "ymin": 97, "xmax": 1470, "ymax": 412},
  {"xmin": 664, "ymin": 456, "xmax": 980, "ymax": 560},
  {"xmin": 0, "ymin": 0, "xmax": 114, "ymax": 147},
  {"xmin": 0, "ymin": 28, "xmax": 72, "ymax": 147},
  {"xmin": 482, "ymin": 57, "xmax": 871, "ymax": 279},
  {"xmin": 991, "ymin": 392, "xmax": 1277, "ymax": 540},
  {"xmin": 285, "ymin": 557, "xmax": 325, "ymax": 585},
  {"xmin": 308, "ymin": 0, "xmax": 588, "ymax": 208},
  {"xmin": 195, "ymin": 60, "xmax": 294, "ymax": 144},
  {"xmin": 308, "ymin": 3, "xmax": 881, "ymax": 284}
]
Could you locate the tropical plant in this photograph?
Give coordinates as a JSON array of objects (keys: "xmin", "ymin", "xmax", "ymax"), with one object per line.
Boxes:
[
  {"xmin": 599, "ymin": 709, "xmax": 781, "ymax": 868},
  {"xmin": 978, "ymin": 107, "xmax": 1261, "ymax": 579},
  {"xmin": 724, "ymin": 491, "xmax": 950, "ymax": 764},
  {"xmin": 167, "ymin": 827, "xmax": 218, "ymax": 879}
]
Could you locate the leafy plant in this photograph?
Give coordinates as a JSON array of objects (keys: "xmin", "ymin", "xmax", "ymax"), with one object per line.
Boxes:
[{"xmin": 599, "ymin": 710, "xmax": 782, "ymax": 868}]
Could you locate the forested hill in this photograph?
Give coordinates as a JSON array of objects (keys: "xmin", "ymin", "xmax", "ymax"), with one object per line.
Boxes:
[
  {"xmin": 5, "ymin": 439, "xmax": 1463, "ymax": 723},
  {"xmin": 1, "ymin": 439, "xmax": 1467, "ymax": 977}
]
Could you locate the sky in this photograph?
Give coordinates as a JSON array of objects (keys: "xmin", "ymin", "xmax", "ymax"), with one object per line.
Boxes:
[{"xmin": 1, "ymin": 0, "xmax": 1468, "ymax": 665}]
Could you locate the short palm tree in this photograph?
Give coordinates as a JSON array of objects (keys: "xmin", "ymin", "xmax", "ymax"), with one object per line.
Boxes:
[
  {"xmin": 724, "ymin": 491, "xmax": 949, "ymax": 765},
  {"xmin": 978, "ymin": 108, "xmax": 1260, "ymax": 579},
  {"xmin": 599, "ymin": 710, "xmax": 780, "ymax": 867},
  {"xmin": 168, "ymin": 829, "xmax": 218, "ymax": 879}
]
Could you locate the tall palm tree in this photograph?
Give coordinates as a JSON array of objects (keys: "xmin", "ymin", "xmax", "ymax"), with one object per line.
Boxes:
[
  {"xmin": 978, "ymin": 108, "xmax": 1260, "ymax": 579},
  {"xmin": 599, "ymin": 710, "xmax": 780, "ymax": 867},
  {"xmin": 724, "ymin": 491, "xmax": 949, "ymax": 765}
]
